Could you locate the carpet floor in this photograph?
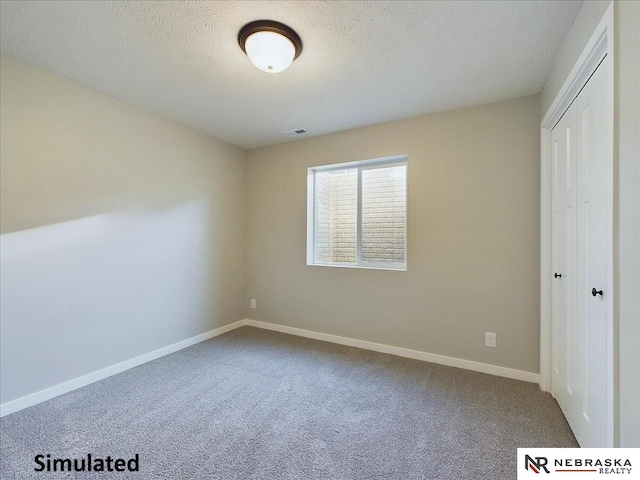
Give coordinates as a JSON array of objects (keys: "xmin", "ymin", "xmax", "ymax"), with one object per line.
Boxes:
[{"xmin": 0, "ymin": 326, "xmax": 577, "ymax": 479}]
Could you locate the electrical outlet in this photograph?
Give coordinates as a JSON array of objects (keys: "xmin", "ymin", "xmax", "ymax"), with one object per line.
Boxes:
[
  {"xmin": 250, "ymin": 299, "xmax": 256, "ymax": 309},
  {"xmin": 485, "ymin": 332, "xmax": 497, "ymax": 348}
]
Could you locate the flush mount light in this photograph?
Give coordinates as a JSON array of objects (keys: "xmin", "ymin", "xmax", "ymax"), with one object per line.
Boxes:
[{"xmin": 238, "ymin": 20, "xmax": 303, "ymax": 73}]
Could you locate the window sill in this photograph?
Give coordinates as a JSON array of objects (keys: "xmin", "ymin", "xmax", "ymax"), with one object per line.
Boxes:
[{"xmin": 307, "ymin": 262, "xmax": 407, "ymax": 272}]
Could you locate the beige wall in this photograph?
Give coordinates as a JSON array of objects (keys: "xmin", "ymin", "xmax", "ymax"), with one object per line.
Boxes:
[
  {"xmin": 615, "ymin": 0, "xmax": 640, "ymax": 448},
  {"xmin": 246, "ymin": 95, "xmax": 541, "ymax": 373},
  {"xmin": 0, "ymin": 56, "xmax": 246, "ymax": 403}
]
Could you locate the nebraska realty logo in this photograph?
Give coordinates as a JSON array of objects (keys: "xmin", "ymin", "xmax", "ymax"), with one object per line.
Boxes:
[{"xmin": 517, "ymin": 449, "xmax": 639, "ymax": 478}]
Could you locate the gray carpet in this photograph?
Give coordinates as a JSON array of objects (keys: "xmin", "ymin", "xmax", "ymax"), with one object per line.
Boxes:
[{"xmin": 0, "ymin": 326, "xmax": 577, "ymax": 479}]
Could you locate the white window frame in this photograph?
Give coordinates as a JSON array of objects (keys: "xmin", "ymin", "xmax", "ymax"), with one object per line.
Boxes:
[{"xmin": 306, "ymin": 154, "xmax": 407, "ymax": 271}]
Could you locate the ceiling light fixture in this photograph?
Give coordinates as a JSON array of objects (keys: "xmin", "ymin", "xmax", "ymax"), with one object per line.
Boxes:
[{"xmin": 238, "ymin": 20, "xmax": 303, "ymax": 73}]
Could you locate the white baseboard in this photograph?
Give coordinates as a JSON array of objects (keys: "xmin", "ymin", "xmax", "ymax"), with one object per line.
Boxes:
[
  {"xmin": 1, "ymin": 318, "xmax": 539, "ymax": 417},
  {"xmin": 0, "ymin": 320, "xmax": 245, "ymax": 417},
  {"xmin": 244, "ymin": 319, "xmax": 540, "ymax": 383}
]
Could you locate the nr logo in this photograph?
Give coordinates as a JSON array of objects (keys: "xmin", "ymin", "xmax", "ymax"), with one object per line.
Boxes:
[{"xmin": 525, "ymin": 455, "xmax": 550, "ymax": 474}]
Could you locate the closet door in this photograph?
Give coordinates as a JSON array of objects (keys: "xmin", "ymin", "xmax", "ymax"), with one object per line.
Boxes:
[
  {"xmin": 572, "ymin": 57, "xmax": 609, "ymax": 447},
  {"xmin": 551, "ymin": 98, "xmax": 576, "ymax": 425},
  {"xmin": 550, "ymin": 58, "xmax": 609, "ymax": 448}
]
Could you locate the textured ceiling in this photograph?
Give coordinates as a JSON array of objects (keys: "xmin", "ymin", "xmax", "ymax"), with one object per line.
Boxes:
[{"xmin": 0, "ymin": 1, "xmax": 581, "ymax": 149}]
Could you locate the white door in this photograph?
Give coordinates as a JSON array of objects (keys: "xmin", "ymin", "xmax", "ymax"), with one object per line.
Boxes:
[
  {"xmin": 551, "ymin": 96, "xmax": 576, "ymax": 427},
  {"xmin": 551, "ymin": 57, "xmax": 610, "ymax": 447}
]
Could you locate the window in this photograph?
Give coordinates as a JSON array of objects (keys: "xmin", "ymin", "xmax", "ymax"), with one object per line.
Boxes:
[{"xmin": 307, "ymin": 155, "xmax": 407, "ymax": 270}]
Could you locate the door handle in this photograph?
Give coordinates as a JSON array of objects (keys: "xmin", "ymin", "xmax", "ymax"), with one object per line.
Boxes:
[
  {"xmin": 554, "ymin": 273, "xmax": 562, "ymax": 279},
  {"xmin": 592, "ymin": 288, "xmax": 603, "ymax": 297}
]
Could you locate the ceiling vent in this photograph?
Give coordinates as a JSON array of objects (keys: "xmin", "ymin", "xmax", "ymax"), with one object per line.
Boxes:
[{"xmin": 282, "ymin": 128, "xmax": 308, "ymax": 137}]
